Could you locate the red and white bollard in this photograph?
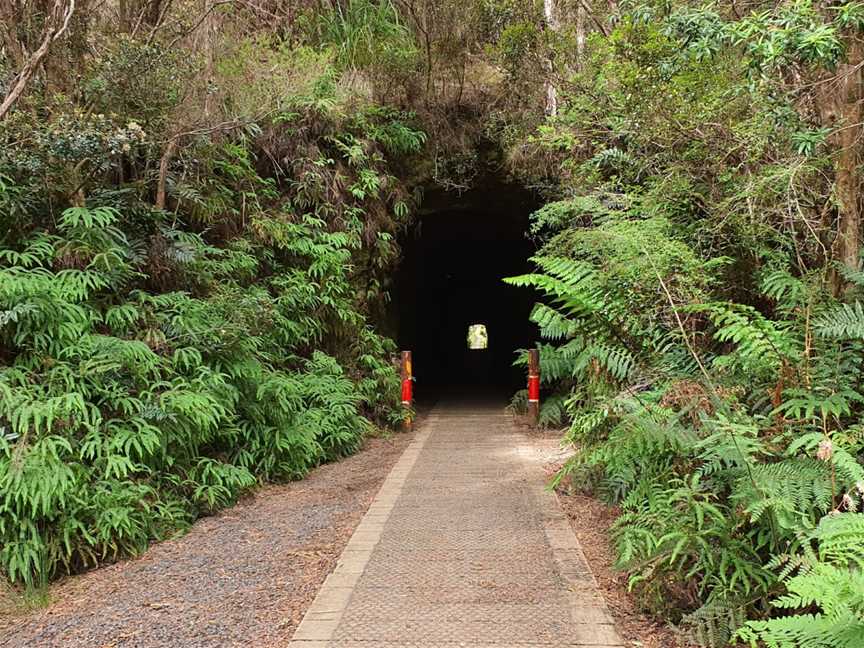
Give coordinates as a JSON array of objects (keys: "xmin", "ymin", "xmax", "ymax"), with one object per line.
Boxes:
[
  {"xmin": 401, "ymin": 350, "xmax": 413, "ymax": 432},
  {"xmin": 527, "ymin": 348, "xmax": 540, "ymax": 426}
]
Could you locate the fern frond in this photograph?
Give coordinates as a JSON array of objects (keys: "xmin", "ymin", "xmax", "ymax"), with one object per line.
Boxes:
[
  {"xmin": 732, "ymin": 459, "xmax": 832, "ymax": 530},
  {"xmin": 682, "ymin": 597, "xmax": 748, "ymax": 648},
  {"xmin": 529, "ymin": 303, "xmax": 579, "ymax": 340},
  {"xmin": 814, "ymin": 301, "xmax": 864, "ymax": 340},
  {"xmin": 538, "ymin": 394, "xmax": 569, "ymax": 428}
]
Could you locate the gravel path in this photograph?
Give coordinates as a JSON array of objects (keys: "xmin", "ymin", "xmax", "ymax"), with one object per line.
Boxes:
[
  {"xmin": 290, "ymin": 401, "xmax": 624, "ymax": 647},
  {"xmin": 0, "ymin": 432, "xmax": 415, "ymax": 648}
]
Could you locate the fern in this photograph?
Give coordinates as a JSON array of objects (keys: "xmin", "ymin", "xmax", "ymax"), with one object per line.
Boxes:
[
  {"xmin": 738, "ymin": 514, "xmax": 864, "ymax": 648},
  {"xmin": 538, "ymin": 394, "xmax": 569, "ymax": 428},
  {"xmin": 0, "ymin": 88, "xmax": 415, "ymax": 587},
  {"xmin": 814, "ymin": 302, "xmax": 864, "ymax": 340},
  {"xmin": 732, "ymin": 460, "xmax": 833, "ymax": 531},
  {"xmin": 536, "ymin": 340, "xmax": 586, "ymax": 383},
  {"xmin": 682, "ymin": 596, "xmax": 749, "ymax": 648},
  {"xmin": 689, "ymin": 302, "xmax": 796, "ymax": 372},
  {"xmin": 761, "ymin": 269, "xmax": 807, "ymax": 311}
]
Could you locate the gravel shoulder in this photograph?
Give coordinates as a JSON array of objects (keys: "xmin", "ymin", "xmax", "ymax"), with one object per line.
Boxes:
[{"xmin": 0, "ymin": 429, "xmax": 416, "ymax": 648}]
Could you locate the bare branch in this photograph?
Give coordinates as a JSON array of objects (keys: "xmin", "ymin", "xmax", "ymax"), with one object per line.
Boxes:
[
  {"xmin": 155, "ymin": 119, "xmax": 244, "ymax": 210},
  {"xmin": 578, "ymin": 0, "xmax": 608, "ymax": 38},
  {"xmin": 0, "ymin": 0, "xmax": 76, "ymax": 121}
]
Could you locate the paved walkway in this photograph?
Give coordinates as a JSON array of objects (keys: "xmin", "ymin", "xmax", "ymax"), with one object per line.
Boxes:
[{"xmin": 289, "ymin": 403, "xmax": 625, "ymax": 648}]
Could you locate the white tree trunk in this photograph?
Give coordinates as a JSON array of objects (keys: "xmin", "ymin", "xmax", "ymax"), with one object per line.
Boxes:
[
  {"xmin": 544, "ymin": 0, "xmax": 559, "ymax": 29},
  {"xmin": 544, "ymin": 0, "xmax": 558, "ymax": 116},
  {"xmin": 576, "ymin": 2, "xmax": 586, "ymax": 70}
]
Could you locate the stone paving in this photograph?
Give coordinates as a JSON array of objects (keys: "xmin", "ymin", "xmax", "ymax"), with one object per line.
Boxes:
[{"xmin": 288, "ymin": 402, "xmax": 625, "ymax": 648}]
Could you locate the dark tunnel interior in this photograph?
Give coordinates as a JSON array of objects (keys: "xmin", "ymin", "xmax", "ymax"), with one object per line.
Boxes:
[{"xmin": 393, "ymin": 180, "xmax": 540, "ymax": 404}]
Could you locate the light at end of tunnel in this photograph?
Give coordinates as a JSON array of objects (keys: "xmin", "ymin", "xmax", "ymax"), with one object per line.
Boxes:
[{"xmin": 467, "ymin": 324, "xmax": 488, "ymax": 350}]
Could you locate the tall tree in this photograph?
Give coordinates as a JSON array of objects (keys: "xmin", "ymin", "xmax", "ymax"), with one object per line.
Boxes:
[{"xmin": 820, "ymin": 38, "xmax": 864, "ymax": 288}]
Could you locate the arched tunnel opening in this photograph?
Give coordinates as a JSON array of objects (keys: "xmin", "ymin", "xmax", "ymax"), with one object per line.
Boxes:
[{"xmin": 391, "ymin": 179, "xmax": 540, "ymax": 404}]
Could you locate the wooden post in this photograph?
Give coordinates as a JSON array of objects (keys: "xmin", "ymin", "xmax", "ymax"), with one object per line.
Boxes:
[
  {"xmin": 401, "ymin": 350, "xmax": 413, "ymax": 432},
  {"xmin": 527, "ymin": 348, "xmax": 540, "ymax": 426}
]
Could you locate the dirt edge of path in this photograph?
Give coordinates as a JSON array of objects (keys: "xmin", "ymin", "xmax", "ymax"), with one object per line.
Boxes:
[
  {"xmin": 553, "ymin": 489, "xmax": 694, "ymax": 648},
  {"xmin": 516, "ymin": 417, "xmax": 693, "ymax": 648}
]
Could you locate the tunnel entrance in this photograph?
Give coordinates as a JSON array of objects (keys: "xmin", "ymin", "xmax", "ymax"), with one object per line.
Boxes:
[{"xmin": 394, "ymin": 179, "xmax": 539, "ymax": 403}]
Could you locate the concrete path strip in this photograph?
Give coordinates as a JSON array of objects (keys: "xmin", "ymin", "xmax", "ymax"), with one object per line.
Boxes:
[{"xmin": 288, "ymin": 402, "xmax": 626, "ymax": 647}]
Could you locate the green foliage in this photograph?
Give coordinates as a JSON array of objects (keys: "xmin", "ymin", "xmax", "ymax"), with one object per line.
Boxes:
[
  {"xmin": 814, "ymin": 302, "xmax": 864, "ymax": 340},
  {"xmin": 10, "ymin": 4, "xmax": 864, "ymax": 647},
  {"xmin": 738, "ymin": 514, "xmax": 864, "ymax": 648},
  {"xmin": 311, "ymin": 0, "xmax": 418, "ymax": 72},
  {"xmin": 505, "ymin": 3, "xmax": 864, "ymax": 646},
  {"xmin": 0, "ymin": 75, "xmax": 422, "ymax": 585},
  {"xmin": 514, "ymin": 229, "xmax": 864, "ymax": 643},
  {"xmin": 496, "ymin": 21, "xmax": 541, "ymax": 75},
  {"xmin": 690, "ymin": 301, "xmax": 797, "ymax": 377},
  {"xmin": 734, "ymin": 3, "xmax": 857, "ymax": 71}
]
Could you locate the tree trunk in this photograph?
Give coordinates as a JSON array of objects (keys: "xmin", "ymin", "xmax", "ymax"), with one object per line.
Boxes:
[
  {"xmin": 0, "ymin": 2, "xmax": 25, "ymax": 69},
  {"xmin": 155, "ymin": 138, "xmax": 179, "ymax": 211},
  {"xmin": 575, "ymin": 1, "xmax": 586, "ymax": 71},
  {"xmin": 820, "ymin": 37, "xmax": 864, "ymax": 293},
  {"xmin": 203, "ymin": 0, "xmax": 218, "ymax": 117},
  {"xmin": 544, "ymin": 0, "xmax": 558, "ymax": 116},
  {"xmin": 119, "ymin": 0, "xmax": 132, "ymax": 30},
  {"xmin": 146, "ymin": 0, "xmax": 166, "ymax": 27}
]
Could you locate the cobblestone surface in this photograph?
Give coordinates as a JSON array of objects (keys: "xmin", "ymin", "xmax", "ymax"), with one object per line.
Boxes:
[{"xmin": 289, "ymin": 403, "xmax": 625, "ymax": 647}]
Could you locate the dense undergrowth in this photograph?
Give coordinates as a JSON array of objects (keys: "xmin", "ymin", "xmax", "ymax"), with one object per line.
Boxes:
[
  {"xmin": 0, "ymin": 11, "xmax": 425, "ymax": 587},
  {"xmin": 506, "ymin": 3, "xmax": 864, "ymax": 647},
  {"xmin": 0, "ymin": 0, "xmax": 548, "ymax": 590}
]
